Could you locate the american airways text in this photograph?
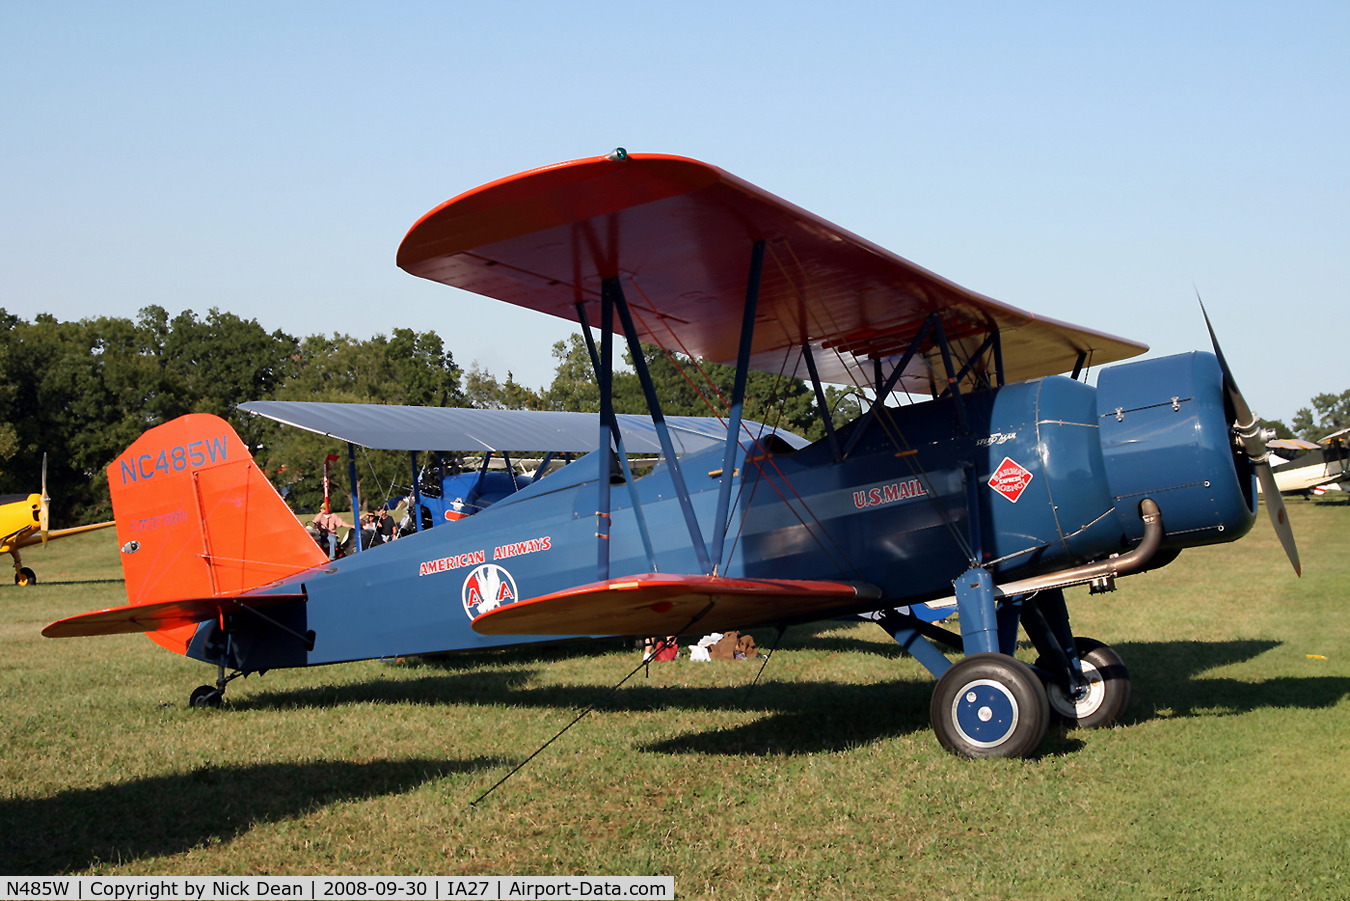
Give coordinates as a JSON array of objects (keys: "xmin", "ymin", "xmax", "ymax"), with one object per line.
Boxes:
[{"xmin": 419, "ymin": 536, "xmax": 551, "ymax": 577}]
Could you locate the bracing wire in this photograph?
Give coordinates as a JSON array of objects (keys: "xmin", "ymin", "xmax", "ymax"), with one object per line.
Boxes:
[
  {"xmin": 470, "ymin": 605, "xmax": 714, "ymax": 807},
  {"xmin": 766, "ymin": 242, "xmax": 978, "ymax": 563},
  {"xmin": 355, "ymin": 446, "xmax": 398, "ymax": 510},
  {"xmin": 740, "ymin": 625, "xmax": 786, "ymax": 707},
  {"xmin": 626, "ymin": 284, "xmax": 864, "ymax": 580}
]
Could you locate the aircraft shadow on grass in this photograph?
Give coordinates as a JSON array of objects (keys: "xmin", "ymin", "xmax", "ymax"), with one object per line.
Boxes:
[
  {"xmin": 0, "ymin": 756, "xmax": 504, "ymax": 875},
  {"xmin": 229, "ymin": 637, "xmax": 1349, "ymax": 758},
  {"xmin": 1113, "ymin": 638, "xmax": 1350, "ymax": 721}
]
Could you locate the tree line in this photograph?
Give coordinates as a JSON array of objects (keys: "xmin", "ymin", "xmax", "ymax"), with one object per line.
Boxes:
[
  {"xmin": 10, "ymin": 306, "xmax": 1339, "ymax": 526},
  {"xmin": 0, "ymin": 308, "xmax": 859, "ymax": 524}
]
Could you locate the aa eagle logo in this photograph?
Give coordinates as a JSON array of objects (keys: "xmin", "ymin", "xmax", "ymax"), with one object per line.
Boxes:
[{"xmin": 462, "ymin": 563, "xmax": 518, "ymax": 620}]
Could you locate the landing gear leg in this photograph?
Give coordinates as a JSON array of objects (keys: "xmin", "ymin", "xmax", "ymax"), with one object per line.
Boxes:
[
  {"xmin": 11, "ymin": 551, "xmax": 35, "ymax": 586},
  {"xmin": 1024, "ymin": 589, "xmax": 1132, "ymax": 729},
  {"xmin": 1036, "ymin": 637, "xmax": 1132, "ymax": 729},
  {"xmin": 189, "ymin": 665, "xmax": 243, "ymax": 709}
]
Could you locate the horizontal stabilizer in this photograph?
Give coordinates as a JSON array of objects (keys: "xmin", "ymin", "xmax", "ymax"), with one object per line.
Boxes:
[
  {"xmin": 472, "ymin": 573, "xmax": 882, "ymax": 637},
  {"xmin": 43, "ymin": 592, "xmax": 306, "ymax": 638}
]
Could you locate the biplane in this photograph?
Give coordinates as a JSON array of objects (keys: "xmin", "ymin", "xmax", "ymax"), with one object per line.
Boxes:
[
  {"xmin": 1262, "ymin": 432, "xmax": 1350, "ymax": 496},
  {"xmin": 44, "ymin": 151, "xmax": 1299, "ymax": 759},
  {"xmin": 2, "ymin": 456, "xmax": 114, "ymax": 585}
]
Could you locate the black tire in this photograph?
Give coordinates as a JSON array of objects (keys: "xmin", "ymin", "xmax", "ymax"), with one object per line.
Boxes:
[
  {"xmin": 189, "ymin": 685, "xmax": 223, "ymax": 709},
  {"xmin": 1036, "ymin": 637, "xmax": 1131, "ymax": 729},
  {"xmin": 931, "ymin": 653, "xmax": 1050, "ymax": 759},
  {"xmin": 15, "ymin": 567, "xmax": 36, "ymax": 586}
]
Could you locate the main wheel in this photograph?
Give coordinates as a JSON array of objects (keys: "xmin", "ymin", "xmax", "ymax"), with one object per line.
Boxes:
[
  {"xmin": 15, "ymin": 567, "xmax": 36, "ymax": 586},
  {"xmin": 189, "ymin": 685, "xmax": 223, "ymax": 709},
  {"xmin": 931, "ymin": 653, "xmax": 1050, "ymax": 759},
  {"xmin": 1036, "ymin": 637, "xmax": 1131, "ymax": 729}
]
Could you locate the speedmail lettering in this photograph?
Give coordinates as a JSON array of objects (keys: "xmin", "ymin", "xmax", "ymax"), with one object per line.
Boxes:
[
  {"xmin": 419, "ymin": 549, "xmax": 486, "ymax": 576},
  {"xmin": 853, "ymin": 477, "xmax": 929, "ymax": 509},
  {"xmin": 493, "ymin": 536, "xmax": 551, "ymax": 560},
  {"xmin": 118, "ymin": 436, "xmax": 228, "ymax": 485}
]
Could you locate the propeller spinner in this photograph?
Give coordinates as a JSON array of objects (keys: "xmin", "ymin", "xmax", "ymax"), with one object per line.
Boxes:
[{"xmin": 1199, "ymin": 294, "xmax": 1300, "ymax": 576}]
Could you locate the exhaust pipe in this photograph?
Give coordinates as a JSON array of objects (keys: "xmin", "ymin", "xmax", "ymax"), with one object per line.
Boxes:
[{"xmin": 988, "ymin": 498, "xmax": 1162, "ymax": 598}]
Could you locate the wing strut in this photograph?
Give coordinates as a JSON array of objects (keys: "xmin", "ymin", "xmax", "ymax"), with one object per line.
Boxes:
[
  {"xmin": 610, "ymin": 277, "xmax": 713, "ymax": 575},
  {"xmin": 710, "ymin": 240, "xmax": 765, "ymax": 576},
  {"xmin": 1070, "ymin": 349, "xmax": 1088, "ymax": 381},
  {"xmin": 596, "ymin": 286, "xmax": 616, "ymax": 580},
  {"xmin": 932, "ymin": 317, "xmax": 969, "ymax": 434},
  {"xmin": 940, "ymin": 330, "xmax": 1001, "ymax": 395},
  {"xmin": 469, "ymin": 451, "xmax": 493, "ymax": 514},
  {"xmin": 611, "ymin": 427, "xmax": 659, "ymax": 571},
  {"xmin": 346, "ymin": 442, "xmax": 362, "ymax": 554},
  {"xmin": 574, "ymin": 299, "xmax": 659, "ymax": 571},
  {"xmin": 993, "ymin": 329, "xmax": 1006, "ymax": 386},
  {"xmin": 801, "ymin": 340, "xmax": 841, "ymax": 462},
  {"xmin": 843, "ymin": 314, "xmax": 938, "ymax": 458},
  {"xmin": 408, "ymin": 451, "xmax": 423, "ymax": 532}
]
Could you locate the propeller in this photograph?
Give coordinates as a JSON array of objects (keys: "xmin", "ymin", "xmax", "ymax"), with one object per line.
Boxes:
[
  {"xmin": 39, "ymin": 453, "xmax": 50, "ymax": 546},
  {"xmin": 1198, "ymin": 293, "xmax": 1300, "ymax": 575}
]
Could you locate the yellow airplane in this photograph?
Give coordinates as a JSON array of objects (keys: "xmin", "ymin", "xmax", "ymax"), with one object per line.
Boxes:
[{"xmin": 1, "ymin": 456, "xmax": 114, "ymax": 586}]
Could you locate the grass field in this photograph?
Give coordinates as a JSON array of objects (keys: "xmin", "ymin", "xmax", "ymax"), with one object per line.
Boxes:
[{"xmin": 1, "ymin": 501, "xmax": 1348, "ymax": 899}]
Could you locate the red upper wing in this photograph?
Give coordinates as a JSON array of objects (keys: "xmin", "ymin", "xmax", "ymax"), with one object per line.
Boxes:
[{"xmin": 398, "ymin": 153, "xmax": 1147, "ymax": 389}]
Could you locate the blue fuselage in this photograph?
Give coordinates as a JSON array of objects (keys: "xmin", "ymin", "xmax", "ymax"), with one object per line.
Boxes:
[{"xmin": 191, "ymin": 351, "xmax": 1254, "ymax": 673}]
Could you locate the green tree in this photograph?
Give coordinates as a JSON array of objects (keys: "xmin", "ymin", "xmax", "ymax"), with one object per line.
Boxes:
[
  {"xmin": 1, "ymin": 313, "xmax": 135, "ymax": 520},
  {"xmin": 542, "ymin": 335, "xmax": 600, "ymax": 412},
  {"xmin": 609, "ymin": 345, "xmax": 820, "ymax": 440},
  {"xmin": 0, "ymin": 309, "xmax": 469, "ymax": 521},
  {"xmin": 541, "ymin": 331, "xmax": 856, "ymax": 442},
  {"xmin": 0, "ymin": 310, "xmax": 21, "ymax": 472},
  {"xmin": 276, "ymin": 329, "xmax": 462, "ymax": 407},
  {"xmin": 464, "ymin": 364, "xmax": 544, "ymax": 410},
  {"xmin": 0, "ymin": 307, "xmax": 302, "ymax": 522},
  {"xmin": 153, "ymin": 306, "xmax": 298, "ymax": 453},
  {"xmin": 1292, "ymin": 390, "xmax": 1350, "ymax": 443},
  {"xmin": 386, "ymin": 328, "xmax": 465, "ymax": 407},
  {"xmin": 259, "ymin": 330, "xmax": 466, "ymax": 513}
]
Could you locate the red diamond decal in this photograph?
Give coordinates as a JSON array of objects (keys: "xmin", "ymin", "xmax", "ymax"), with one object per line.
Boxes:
[{"xmin": 989, "ymin": 457, "xmax": 1033, "ymax": 503}]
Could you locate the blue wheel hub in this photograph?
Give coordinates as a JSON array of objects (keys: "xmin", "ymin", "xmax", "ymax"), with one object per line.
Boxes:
[{"xmin": 950, "ymin": 678, "xmax": 1020, "ymax": 749}]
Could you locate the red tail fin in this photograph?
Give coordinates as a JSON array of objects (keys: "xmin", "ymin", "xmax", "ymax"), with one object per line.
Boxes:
[{"xmin": 105, "ymin": 414, "xmax": 327, "ymax": 652}]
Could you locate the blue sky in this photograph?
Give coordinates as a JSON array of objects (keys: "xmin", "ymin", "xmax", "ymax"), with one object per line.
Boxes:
[{"xmin": 3, "ymin": 2, "xmax": 1345, "ymax": 424}]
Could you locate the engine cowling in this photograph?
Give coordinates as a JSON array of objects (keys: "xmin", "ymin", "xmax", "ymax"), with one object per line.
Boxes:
[{"xmin": 1095, "ymin": 351, "xmax": 1256, "ymax": 549}]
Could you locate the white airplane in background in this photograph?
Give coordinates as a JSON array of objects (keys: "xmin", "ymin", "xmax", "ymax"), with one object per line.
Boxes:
[{"xmin": 1260, "ymin": 428, "xmax": 1350, "ymax": 495}]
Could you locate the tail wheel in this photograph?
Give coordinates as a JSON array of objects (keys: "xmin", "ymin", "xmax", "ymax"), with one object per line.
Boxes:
[
  {"xmin": 15, "ymin": 567, "xmax": 36, "ymax": 586},
  {"xmin": 930, "ymin": 653, "xmax": 1050, "ymax": 759},
  {"xmin": 1036, "ymin": 637, "xmax": 1131, "ymax": 729}
]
